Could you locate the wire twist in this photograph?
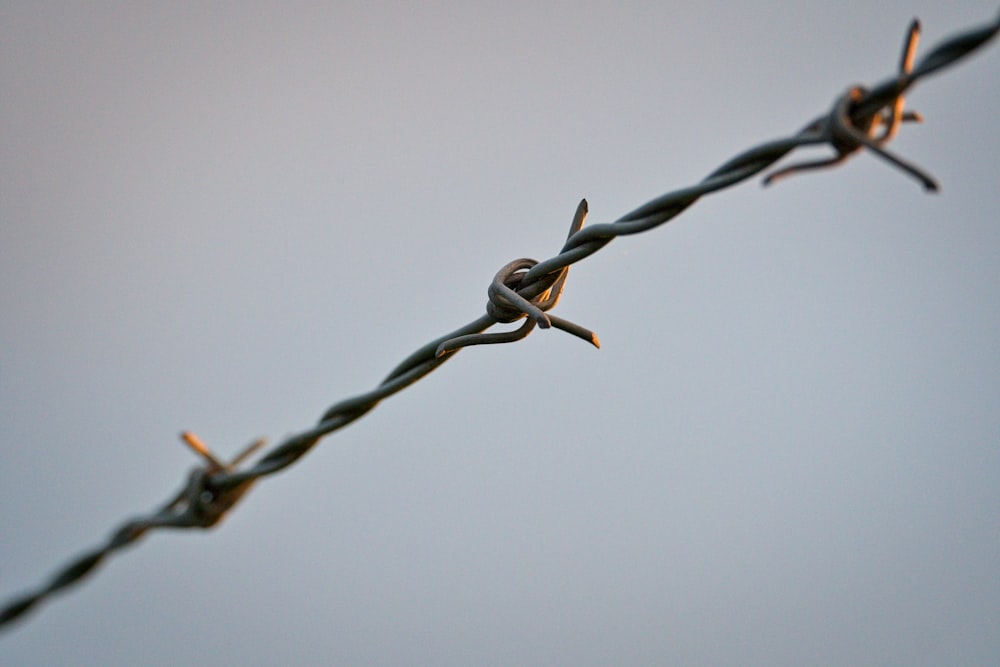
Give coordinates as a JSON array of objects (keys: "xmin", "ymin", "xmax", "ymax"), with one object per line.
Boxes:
[{"xmin": 3, "ymin": 11, "xmax": 998, "ymax": 631}]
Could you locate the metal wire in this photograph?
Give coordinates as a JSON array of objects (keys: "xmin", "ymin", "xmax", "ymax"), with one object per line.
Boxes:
[{"xmin": 2, "ymin": 11, "xmax": 998, "ymax": 632}]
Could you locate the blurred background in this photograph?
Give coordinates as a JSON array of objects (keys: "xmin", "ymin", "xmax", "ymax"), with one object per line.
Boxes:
[{"xmin": 1, "ymin": 2, "xmax": 997, "ymax": 665}]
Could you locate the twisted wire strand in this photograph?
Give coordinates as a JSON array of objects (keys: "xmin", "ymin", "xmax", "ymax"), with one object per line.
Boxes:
[{"xmin": 2, "ymin": 11, "xmax": 997, "ymax": 631}]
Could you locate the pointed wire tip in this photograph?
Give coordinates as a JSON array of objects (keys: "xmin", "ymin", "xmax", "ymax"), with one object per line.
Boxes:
[
  {"xmin": 568, "ymin": 198, "xmax": 589, "ymax": 238},
  {"xmin": 179, "ymin": 431, "xmax": 227, "ymax": 471},
  {"xmin": 231, "ymin": 437, "xmax": 267, "ymax": 467},
  {"xmin": 900, "ymin": 18, "xmax": 921, "ymax": 74},
  {"xmin": 180, "ymin": 431, "xmax": 208, "ymax": 456}
]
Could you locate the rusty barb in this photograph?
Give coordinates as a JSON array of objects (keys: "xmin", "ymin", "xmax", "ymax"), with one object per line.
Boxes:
[{"xmin": 2, "ymin": 11, "xmax": 998, "ymax": 632}]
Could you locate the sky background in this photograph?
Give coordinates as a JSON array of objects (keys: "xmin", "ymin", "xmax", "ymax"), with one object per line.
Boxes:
[{"xmin": 1, "ymin": 2, "xmax": 998, "ymax": 665}]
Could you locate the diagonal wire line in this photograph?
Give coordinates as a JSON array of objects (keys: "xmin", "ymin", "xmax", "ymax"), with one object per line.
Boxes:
[{"xmin": 2, "ymin": 11, "xmax": 998, "ymax": 632}]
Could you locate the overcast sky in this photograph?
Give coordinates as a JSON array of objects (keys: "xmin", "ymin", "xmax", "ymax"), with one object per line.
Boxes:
[{"xmin": 2, "ymin": 2, "xmax": 998, "ymax": 665}]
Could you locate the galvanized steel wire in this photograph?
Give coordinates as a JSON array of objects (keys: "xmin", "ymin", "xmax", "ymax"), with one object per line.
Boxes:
[{"xmin": 2, "ymin": 11, "xmax": 998, "ymax": 631}]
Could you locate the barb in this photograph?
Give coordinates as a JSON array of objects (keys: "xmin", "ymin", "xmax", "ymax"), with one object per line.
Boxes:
[
  {"xmin": 0, "ymin": 433, "xmax": 263, "ymax": 627},
  {"xmin": 763, "ymin": 19, "xmax": 934, "ymax": 189},
  {"xmin": 3, "ymin": 11, "xmax": 997, "ymax": 632}
]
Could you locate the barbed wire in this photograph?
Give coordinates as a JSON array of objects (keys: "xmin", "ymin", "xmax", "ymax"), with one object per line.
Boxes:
[{"xmin": 2, "ymin": 11, "xmax": 997, "ymax": 632}]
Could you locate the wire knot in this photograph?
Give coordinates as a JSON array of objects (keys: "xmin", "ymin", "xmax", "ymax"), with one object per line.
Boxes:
[
  {"xmin": 486, "ymin": 258, "xmax": 555, "ymax": 324},
  {"xmin": 170, "ymin": 468, "xmax": 254, "ymax": 528}
]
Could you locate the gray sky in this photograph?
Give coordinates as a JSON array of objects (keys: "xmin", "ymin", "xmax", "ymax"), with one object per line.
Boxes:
[{"xmin": 2, "ymin": 2, "xmax": 998, "ymax": 665}]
